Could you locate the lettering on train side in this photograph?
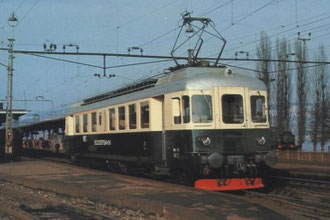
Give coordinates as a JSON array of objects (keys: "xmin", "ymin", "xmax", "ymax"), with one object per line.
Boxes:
[{"xmin": 94, "ymin": 140, "xmax": 111, "ymax": 146}]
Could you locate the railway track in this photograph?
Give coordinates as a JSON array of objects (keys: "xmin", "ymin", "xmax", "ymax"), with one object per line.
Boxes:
[
  {"xmin": 18, "ymin": 156, "xmax": 330, "ymax": 220},
  {"xmin": 243, "ymin": 190, "xmax": 330, "ymax": 220},
  {"xmin": 0, "ymin": 180, "xmax": 120, "ymax": 220},
  {"xmin": 240, "ymin": 175, "xmax": 330, "ymax": 220},
  {"xmin": 270, "ymin": 175, "xmax": 330, "ymax": 190}
]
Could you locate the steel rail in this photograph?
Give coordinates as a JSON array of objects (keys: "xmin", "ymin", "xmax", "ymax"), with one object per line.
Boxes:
[
  {"xmin": 243, "ymin": 190, "xmax": 330, "ymax": 219},
  {"xmin": 269, "ymin": 175, "xmax": 330, "ymax": 186}
]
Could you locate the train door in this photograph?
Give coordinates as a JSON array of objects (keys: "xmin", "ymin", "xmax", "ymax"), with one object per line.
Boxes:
[{"xmin": 218, "ymin": 87, "xmax": 248, "ymax": 129}]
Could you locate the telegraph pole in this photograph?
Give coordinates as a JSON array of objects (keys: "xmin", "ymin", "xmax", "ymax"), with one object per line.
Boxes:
[
  {"xmin": 298, "ymin": 32, "xmax": 311, "ymax": 62},
  {"xmin": 5, "ymin": 13, "xmax": 18, "ymax": 155}
]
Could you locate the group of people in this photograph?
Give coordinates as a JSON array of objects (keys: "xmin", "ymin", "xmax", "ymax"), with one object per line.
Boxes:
[{"xmin": 22, "ymin": 136, "xmax": 62, "ymax": 153}]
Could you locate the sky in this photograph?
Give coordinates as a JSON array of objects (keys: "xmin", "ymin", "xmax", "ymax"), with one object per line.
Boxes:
[{"xmin": 0, "ymin": 0, "xmax": 329, "ymax": 117}]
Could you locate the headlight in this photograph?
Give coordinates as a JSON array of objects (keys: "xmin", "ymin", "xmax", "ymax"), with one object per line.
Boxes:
[
  {"xmin": 256, "ymin": 136, "xmax": 266, "ymax": 145},
  {"xmin": 199, "ymin": 136, "xmax": 212, "ymax": 146}
]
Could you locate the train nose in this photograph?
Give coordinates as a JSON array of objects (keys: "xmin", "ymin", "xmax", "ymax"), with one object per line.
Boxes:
[{"xmin": 207, "ymin": 152, "xmax": 224, "ymax": 168}]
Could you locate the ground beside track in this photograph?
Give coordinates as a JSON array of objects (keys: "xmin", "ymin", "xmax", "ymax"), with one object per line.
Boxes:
[
  {"xmin": 272, "ymin": 161, "xmax": 330, "ymax": 180},
  {"xmin": 0, "ymin": 158, "xmax": 304, "ymax": 220}
]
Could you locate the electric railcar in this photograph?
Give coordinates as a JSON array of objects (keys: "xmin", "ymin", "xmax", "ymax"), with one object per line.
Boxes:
[{"xmin": 64, "ymin": 65, "xmax": 277, "ymax": 191}]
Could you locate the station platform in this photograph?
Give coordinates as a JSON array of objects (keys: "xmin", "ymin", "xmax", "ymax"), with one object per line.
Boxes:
[{"xmin": 0, "ymin": 158, "xmax": 303, "ymax": 219}]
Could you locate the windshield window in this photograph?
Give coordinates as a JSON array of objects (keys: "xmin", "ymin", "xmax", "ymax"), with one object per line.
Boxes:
[
  {"xmin": 251, "ymin": 96, "xmax": 267, "ymax": 123},
  {"xmin": 222, "ymin": 95, "xmax": 244, "ymax": 124},
  {"xmin": 192, "ymin": 95, "xmax": 213, "ymax": 123}
]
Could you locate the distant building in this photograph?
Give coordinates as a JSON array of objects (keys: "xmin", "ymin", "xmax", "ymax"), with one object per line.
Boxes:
[{"xmin": 0, "ymin": 102, "xmax": 28, "ymax": 127}]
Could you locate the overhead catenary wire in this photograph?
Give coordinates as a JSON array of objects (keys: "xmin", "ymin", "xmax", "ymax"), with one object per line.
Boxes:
[
  {"xmin": 220, "ymin": 0, "xmax": 276, "ymax": 33},
  {"xmin": 90, "ymin": 0, "xmax": 178, "ymax": 43},
  {"xmin": 231, "ymin": 23, "xmax": 330, "ymax": 59},
  {"xmin": 216, "ymin": 62, "xmax": 327, "ymax": 75},
  {"xmin": 106, "ymin": 59, "xmax": 173, "ymax": 69},
  {"xmin": 17, "ymin": 0, "xmax": 40, "ymax": 27},
  {"xmin": 26, "ymin": 53, "xmax": 104, "ymax": 69},
  {"xmin": 1, "ymin": 47, "xmax": 328, "ymax": 67},
  {"xmin": 199, "ymin": 0, "xmax": 233, "ymax": 16},
  {"xmin": 139, "ymin": 0, "xmax": 233, "ymax": 49},
  {"xmin": 14, "ymin": 0, "xmax": 25, "ymax": 13},
  {"xmin": 214, "ymin": 14, "xmax": 330, "ymax": 58},
  {"xmin": 219, "ymin": 13, "xmax": 330, "ymax": 58}
]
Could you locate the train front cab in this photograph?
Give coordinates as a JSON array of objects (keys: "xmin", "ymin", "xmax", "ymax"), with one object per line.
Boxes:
[{"xmin": 164, "ymin": 87, "xmax": 276, "ymax": 191}]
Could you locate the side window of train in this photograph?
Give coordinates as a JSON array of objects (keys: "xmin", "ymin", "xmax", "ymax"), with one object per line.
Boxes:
[
  {"xmin": 83, "ymin": 114, "xmax": 88, "ymax": 132},
  {"xmin": 118, "ymin": 106, "xmax": 126, "ymax": 130},
  {"xmin": 129, "ymin": 104, "xmax": 137, "ymax": 129},
  {"xmin": 91, "ymin": 112, "xmax": 97, "ymax": 132},
  {"xmin": 251, "ymin": 96, "xmax": 267, "ymax": 123},
  {"xmin": 222, "ymin": 95, "xmax": 244, "ymax": 124},
  {"xmin": 182, "ymin": 96, "xmax": 190, "ymax": 123},
  {"xmin": 109, "ymin": 108, "xmax": 116, "ymax": 130},
  {"xmin": 98, "ymin": 112, "xmax": 102, "ymax": 126},
  {"xmin": 140, "ymin": 101, "xmax": 149, "ymax": 128},
  {"xmin": 172, "ymin": 97, "xmax": 181, "ymax": 124},
  {"xmin": 192, "ymin": 95, "xmax": 213, "ymax": 123},
  {"xmin": 75, "ymin": 115, "xmax": 80, "ymax": 133}
]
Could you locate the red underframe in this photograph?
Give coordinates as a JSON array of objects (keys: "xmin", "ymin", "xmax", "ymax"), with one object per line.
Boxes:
[{"xmin": 194, "ymin": 178, "xmax": 263, "ymax": 191}]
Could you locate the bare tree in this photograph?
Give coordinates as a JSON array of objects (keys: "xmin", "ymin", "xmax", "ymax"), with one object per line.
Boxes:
[
  {"xmin": 274, "ymin": 37, "xmax": 291, "ymax": 133},
  {"xmin": 310, "ymin": 61, "xmax": 321, "ymax": 152},
  {"xmin": 295, "ymin": 39, "xmax": 308, "ymax": 147},
  {"xmin": 256, "ymin": 31, "xmax": 272, "ymax": 122},
  {"xmin": 317, "ymin": 45, "xmax": 329, "ymax": 152},
  {"xmin": 310, "ymin": 45, "xmax": 329, "ymax": 152}
]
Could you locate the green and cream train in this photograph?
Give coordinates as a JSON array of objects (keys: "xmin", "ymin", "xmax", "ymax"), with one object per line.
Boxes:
[{"xmin": 64, "ymin": 65, "xmax": 277, "ymax": 191}]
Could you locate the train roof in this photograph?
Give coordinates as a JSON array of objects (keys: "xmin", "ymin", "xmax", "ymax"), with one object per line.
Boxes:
[{"xmin": 68, "ymin": 66, "xmax": 266, "ymax": 115}]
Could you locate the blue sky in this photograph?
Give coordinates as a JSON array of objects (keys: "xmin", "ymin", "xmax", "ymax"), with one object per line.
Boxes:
[{"xmin": 0, "ymin": 0, "xmax": 329, "ymax": 116}]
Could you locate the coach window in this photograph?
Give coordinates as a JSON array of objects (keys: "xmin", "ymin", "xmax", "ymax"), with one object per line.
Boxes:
[
  {"xmin": 222, "ymin": 95, "xmax": 244, "ymax": 124},
  {"xmin": 83, "ymin": 114, "xmax": 88, "ymax": 132},
  {"xmin": 118, "ymin": 106, "xmax": 126, "ymax": 130},
  {"xmin": 192, "ymin": 95, "xmax": 213, "ymax": 123},
  {"xmin": 129, "ymin": 104, "xmax": 137, "ymax": 129},
  {"xmin": 98, "ymin": 112, "xmax": 103, "ymax": 126},
  {"xmin": 140, "ymin": 101, "xmax": 149, "ymax": 128},
  {"xmin": 91, "ymin": 112, "xmax": 97, "ymax": 132},
  {"xmin": 172, "ymin": 97, "xmax": 181, "ymax": 124},
  {"xmin": 75, "ymin": 115, "xmax": 80, "ymax": 133},
  {"xmin": 251, "ymin": 96, "xmax": 267, "ymax": 123},
  {"xmin": 182, "ymin": 96, "xmax": 190, "ymax": 123},
  {"xmin": 109, "ymin": 108, "xmax": 116, "ymax": 130}
]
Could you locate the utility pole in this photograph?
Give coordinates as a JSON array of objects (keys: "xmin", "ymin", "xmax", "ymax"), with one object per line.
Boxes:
[
  {"xmin": 298, "ymin": 32, "xmax": 311, "ymax": 59},
  {"xmin": 5, "ymin": 13, "xmax": 18, "ymax": 155}
]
